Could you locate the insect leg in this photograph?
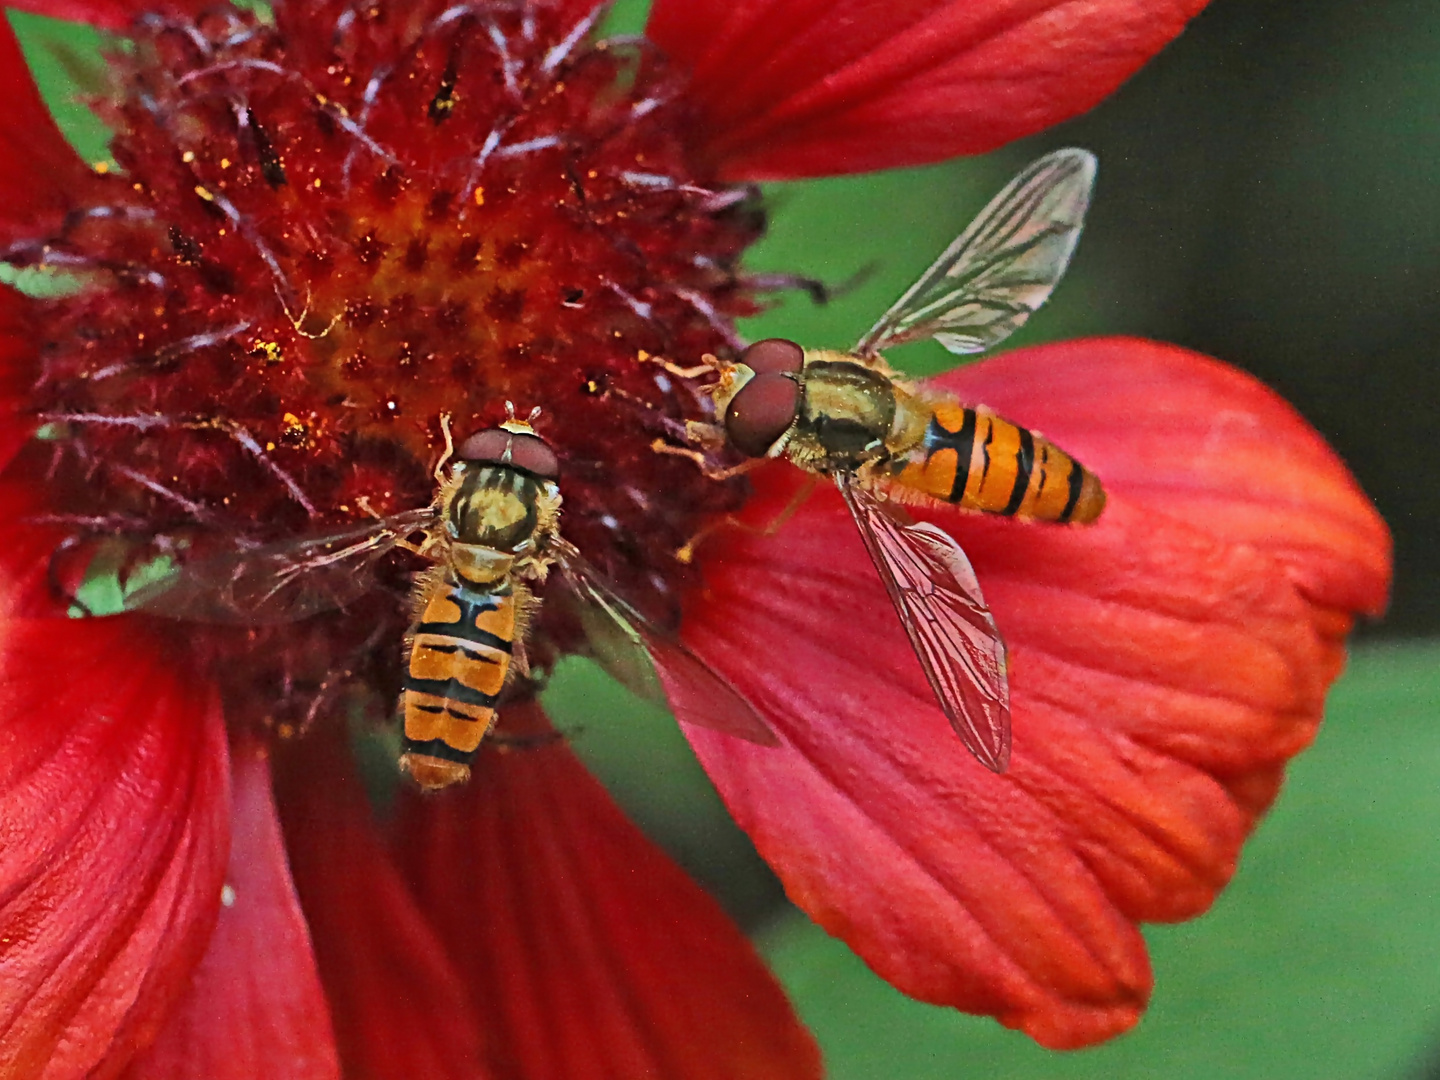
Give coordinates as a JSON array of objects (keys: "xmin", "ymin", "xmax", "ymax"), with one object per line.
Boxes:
[
  {"xmin": 674, "ymin": 473, "xmax": 817, "ymax": 563},
  {"xmin": 648, "ymin": 437, "xmax": 760, "ymax": 482},
  {"xmin": 636, "ymin": 348, "xmax": 717, "ymax": 379},
  {"xmin": 434, "ymin": 412, "xmax": 455, "ymax": 483}
]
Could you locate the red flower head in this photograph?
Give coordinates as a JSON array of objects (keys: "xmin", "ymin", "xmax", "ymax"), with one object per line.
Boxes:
[{"xmin": 0, "ymin": 0, "xmax": 1389, "ymax": 1075}]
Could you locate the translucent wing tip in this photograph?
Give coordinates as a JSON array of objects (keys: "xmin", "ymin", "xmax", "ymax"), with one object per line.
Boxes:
[
  {"xmin": 971, "ymin": 719, "xmax": 1011, "ymax": 773},
  {"xmin": 551, "ymin": 540, "xmax": 781, "ymax": 749},
  {"xmin": 1047, "ymin": 146, "xmax": 1098, "ymax": 179},
  {"xmin": 853, "ymin": 145, "xmax": 1099, "ymax": 360}
]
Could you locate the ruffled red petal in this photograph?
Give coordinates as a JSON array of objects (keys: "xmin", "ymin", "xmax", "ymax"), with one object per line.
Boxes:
[
  {"xmin": 121, "ymin": 737, "xmax": 340, "ymax": 1080},
  {"xmin": 0, "ymin": 616, "xmax": 230, "ymax": 1078},
  {"xmin": 275, "ymin": 733, "xmax": 491, "ymax": 1080},
  {"xmin": 649, "ymin": 0, "xmax": 1211, "ymax": 180},
  {"xmin": 394, "ymin": 702, "xmax": 822, "ymax": 1080},
  {"xmin": 679, "ymin": 339, "xmax": 1390, "ymax": 1047},
  {"xmin": 4, "ymin": 0, "xmax": 206, "ymax": 32},
  {"xmin": 0, "ymin": 17, "xmax": 97, "ymax": 236}
]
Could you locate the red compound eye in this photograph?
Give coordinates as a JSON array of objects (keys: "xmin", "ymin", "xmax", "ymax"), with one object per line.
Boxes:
[
  {"xmin": 725, "ymin": 372, "xmax": 800, "ymax": 458},
  {"xmin": 458, "ymin": 428, "xmax": 561, "ymax": 479},
  {"xmin": 740, "ymin": 337, "xmax": 804, "ymax": 375}
]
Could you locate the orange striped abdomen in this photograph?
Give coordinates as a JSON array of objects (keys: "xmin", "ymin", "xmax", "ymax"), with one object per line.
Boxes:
[
  {"xmin": 891, "ymin": 401, "xmax": 1105, "ymax": 524},
  {"xmin": 398, "ymin": 579, "xmax": 517, "ymax": 789}
]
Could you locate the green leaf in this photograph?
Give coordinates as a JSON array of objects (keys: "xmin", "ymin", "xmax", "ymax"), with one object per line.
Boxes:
[
  {"xmin": 8, "ymin": 10, "xmax": 111, "ymax": 165},
  {"xmin": 763, "ymin": 641, "xmax": 1440, "ymax": 1080}
]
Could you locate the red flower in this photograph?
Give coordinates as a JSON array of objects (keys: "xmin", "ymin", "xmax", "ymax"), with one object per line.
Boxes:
[{"xmin": 0, "ymin": 0, "xmax": 1389, "ymax": 1076}]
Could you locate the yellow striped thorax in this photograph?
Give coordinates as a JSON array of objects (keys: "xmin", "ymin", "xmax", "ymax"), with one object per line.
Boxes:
[{"xmin": 439, "ymin": 459, "xmax": 561, "ymax": 589}]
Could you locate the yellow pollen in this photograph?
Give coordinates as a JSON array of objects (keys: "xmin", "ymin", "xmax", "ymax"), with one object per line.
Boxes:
[
  {"xmin": 473, "ymin": 187, "xmax": 485, "ymax": 206},
  {"xmin": 220, "ymin": 158, "xmax": 232, "ymax": 169},
  {"xmin": 251, "ymin": 340, "xmax": 283, "ymax": 364},
  {"xmin": 181, "ymin": 150, "xmax": 195, "ymax": 163},
  {"xmin": 313, "ymin": 178, "xmax": 323, "ymax": 188},
  {"xmin": 194, "ymin": 185, "xmax": 215, "ymax": 202},
  {"xmin": 92, "ymin": 161, "xmax": 110, "ymax": 174}
]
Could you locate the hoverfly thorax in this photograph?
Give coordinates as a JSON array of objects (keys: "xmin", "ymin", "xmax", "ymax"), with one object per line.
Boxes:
[
  {"xmin": 442, "ymin": 424, "xmax": 563, "ymax": 588},
  {"xmin": 788, "ymin": 354, "xmax": 899, "ymax": 472}
]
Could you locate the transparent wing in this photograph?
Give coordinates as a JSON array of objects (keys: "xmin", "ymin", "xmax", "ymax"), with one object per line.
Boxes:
[
  {"xmin": 123, "ymin": 508, "xmax": 437, "ymax": 624},
  {"xmin": 854, "ymin": 147, "xmax": 1096, "ymax": 359},
  {"xmin": 547, "ymin": 537, "xmax": 779, "ymax": 747},
  {"xmin": 836, "ymin": 474, "xmax": 1011, "ymax": 771}
]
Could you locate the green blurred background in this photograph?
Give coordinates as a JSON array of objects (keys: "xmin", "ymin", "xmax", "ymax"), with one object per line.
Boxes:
[{"xmin": 12, "ymin": 0, "xmax": 1440, "ymax": 1077}]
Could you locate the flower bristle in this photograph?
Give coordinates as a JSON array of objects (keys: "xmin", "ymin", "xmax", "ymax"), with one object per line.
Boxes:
[{"xmin": 16, "ymin": 0, "xmax": 762, "ymax": 724}]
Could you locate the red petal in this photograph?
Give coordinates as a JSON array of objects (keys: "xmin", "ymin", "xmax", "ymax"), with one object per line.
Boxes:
[
  {"xmin": 121, "ymin": 738, "xmax": 341, "ymax": 1080},
  {"xmin": 0, "ymin": 287, "xmax": 39, "ymax": 473},
  {"xmin": 649, "ymin": 0, "xmax": 1211, "ymax": 179},
  {"xmin": 395, "ymin": 702, "xmax": 822, "ymax": 1080},
  {"xmin": 0, "ymin": 17, "xmax": 97, "ymax": 236},
  {"xmin": 0, "ymin": 616, "xmax": 230, "ymax": 1078},
  {"xmin": 679, "ymin": 340, "xmax": 1389, "ymax": 1047},
  {"xmin": 275, "ymin": 732, "xmax": 491, "ymax": 1080},
  {"xmin": 4, "ymin": 1, "xmax": 205, "ymax": 31}
]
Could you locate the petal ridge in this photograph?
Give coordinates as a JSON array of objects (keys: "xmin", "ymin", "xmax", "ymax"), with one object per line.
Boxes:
[
  {"xmin": 121, "ymin": 738, "xmax": 341, "ymax": 1080},
  {"xmin": 0, "ymin": 616, "xmax": 229, "ymax": 1079}
]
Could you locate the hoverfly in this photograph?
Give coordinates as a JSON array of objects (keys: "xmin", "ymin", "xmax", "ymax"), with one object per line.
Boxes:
[
  {"xmin": 124, "ymin": 407, "xmax": 777, "ymax": 789},
  {"xmin": 693, "ymin": 148, "xmax": 1104, "ymax": 773}
]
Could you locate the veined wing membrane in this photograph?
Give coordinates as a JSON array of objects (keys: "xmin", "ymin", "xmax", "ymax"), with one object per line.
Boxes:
[
  {"xmin": 836, "ymin": 475, "xmax": 1011, "ymax": 771},
  {"xmin": 854, "ymin": 147, "xmax": 1096, "ymax": 359},
  {"xmin": 548, "ymin": 538, "xmax": 778, "ymax": 747},
  {"xmin": 123, "ymin": 508, "xmax": 436, "ymax": 624}
]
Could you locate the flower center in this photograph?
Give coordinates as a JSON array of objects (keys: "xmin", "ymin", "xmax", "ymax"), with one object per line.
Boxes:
[{"xmin": 13, "ymin": 1, "xmax": 761, "ymax": 730}]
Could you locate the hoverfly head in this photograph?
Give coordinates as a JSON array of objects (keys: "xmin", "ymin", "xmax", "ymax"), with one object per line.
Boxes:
[
  {"xmin": 722, "ymin": 338, "xmax": 804, "ymax": 458},
  {"xmin": 458, "ymin": 407, "xmax": 561, "ymax": 481}
]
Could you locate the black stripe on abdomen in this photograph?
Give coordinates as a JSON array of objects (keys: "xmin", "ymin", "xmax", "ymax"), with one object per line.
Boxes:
[
  {"xmin": 413, "ymin": 625, "xmax": 512, "ymax": 654},
  {"xmin": 411, "ymin": 633, "xmax": 506, "ymax": 659},
  {"xmin": 1060, "ymin": 459, "xmax": 1085, "ymax": 522},
  {"xmin": 399, "ymin": 675, "xmax": 500, "ymax": 708},
  {"xmin": 1003, "ymin": 427, "xmax": 1035, "ymax": 516},
  {"xmin": 415, "ymin": 584, "xmax": 513, "ymax": 653},
  {"xmin": 921, "ymin": 409, "xmax": 977, "ymax": 504},
  {"xmin": 399, "ymin": 735, "xmax": 476, "ymax": 764}
]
